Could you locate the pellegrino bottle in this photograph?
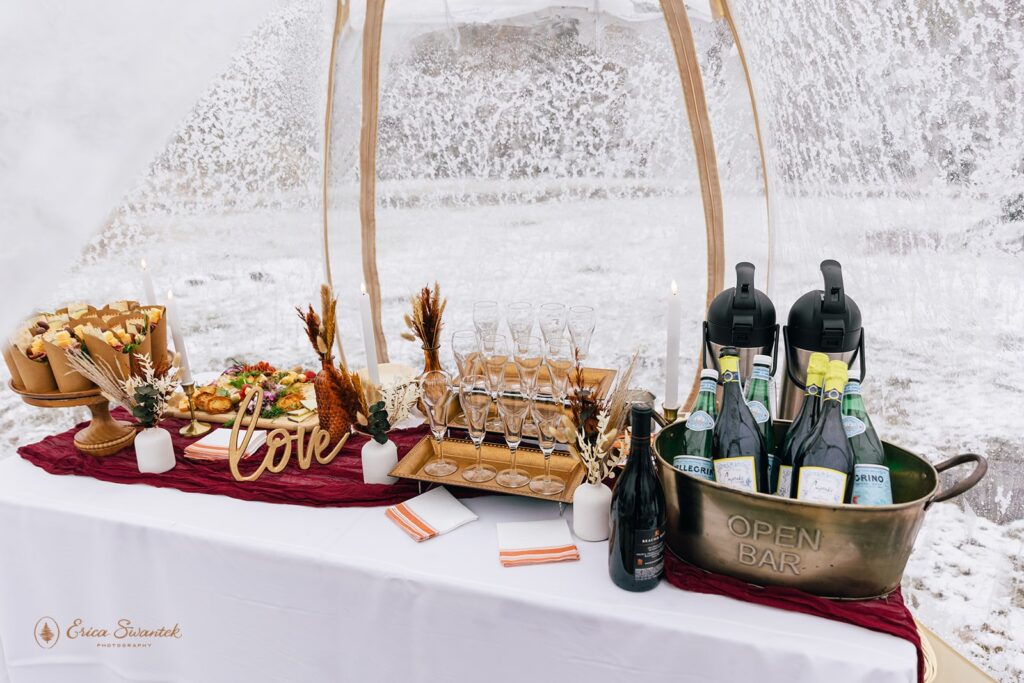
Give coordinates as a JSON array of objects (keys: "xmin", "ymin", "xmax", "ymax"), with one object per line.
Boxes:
[
  {"xmin": 712, "ymin": 348, "xmax": 770, "ymax": 493},
  {"xmin": 842, "ymin": 370, "xmax": 893, "ymax": 505},
  {"xmin": 792, "ymin": 360, "xmax": 855, "ymax": 504},
  {"xmin": 609, "ymin": 404, "xmax": 667, "ymax": 592},
  {"xmin": 672, "ymin": 369, "xmax": 719, "ymax": 481},
  {"xmin": 775, "ymin": 352, "xmax": 830, "ymax": 497},
  {"xmin": 743, "ymin": 354, "xmax": 776, "ymax": 490}
]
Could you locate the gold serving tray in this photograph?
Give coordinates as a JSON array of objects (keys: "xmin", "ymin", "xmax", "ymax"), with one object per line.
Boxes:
[
  {"xmin": 389, "ymin": 435, "xmax": 586, "ymax": 504},
  {"xmin": 166, "ymin": 394, "xmax": 319, "ymax": 433},
  {"xmin": 449, "ymin": 366, "xmax": 616, "ymax": 432}
]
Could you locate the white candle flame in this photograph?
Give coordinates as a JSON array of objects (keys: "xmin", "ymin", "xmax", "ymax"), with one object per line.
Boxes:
[
  {"xmin": 360, "ymin": 281, "xmax": 368, "ymax": 296},
  {"xmin": 671, "ymin": 279, "xmax": 678, "ymax": 296}
]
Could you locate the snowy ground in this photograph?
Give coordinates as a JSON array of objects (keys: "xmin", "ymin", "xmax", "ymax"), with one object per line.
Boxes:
[{"xmin": 2, "ymin": 191, "xmax": 1022, "ymax": 679}]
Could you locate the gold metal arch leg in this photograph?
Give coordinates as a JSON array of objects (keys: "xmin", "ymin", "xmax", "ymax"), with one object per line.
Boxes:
[{"xmin": 660, "ymin": 0, "xmax": 726, "ymax": 410}]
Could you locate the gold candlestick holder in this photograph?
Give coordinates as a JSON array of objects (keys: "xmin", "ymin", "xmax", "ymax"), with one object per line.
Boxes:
[
  {"xmin": 179, "ymin": 382, "xmax": 212, "ymax": 438},
  {"xmin": 662, "ymin": 404, "xmax": 680, "ymax": 424}
]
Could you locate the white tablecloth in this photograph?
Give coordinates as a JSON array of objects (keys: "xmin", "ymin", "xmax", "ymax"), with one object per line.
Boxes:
[{"xmin": 0, "ymin": 456, "xmax": 917, "ymax": 683}]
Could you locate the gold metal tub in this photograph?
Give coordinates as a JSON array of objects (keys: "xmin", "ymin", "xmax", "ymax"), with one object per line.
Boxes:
[{"xmin": 653, "ymin": 420, "xmax": 987, "ymax": 599}]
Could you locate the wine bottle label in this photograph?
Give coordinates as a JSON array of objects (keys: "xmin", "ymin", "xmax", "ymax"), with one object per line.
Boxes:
[
  {"xmin": 713, "ymin": 456, "xmax": 757, "ymax": 492},
  {"xmin": 852, "ymin": 464, "xmax": 893, "ymax": 506},
  {"xmin": 796, "ymin": 466, "xmax": 848, "ymax": 504},
  {"xmin": 747, "ymin": 400, "xmax": 770, "ymax": 424},
  {"xmin": 776, "ymin": 464, "xmax": 793, "ymax": 497},
  {"xmin": 699, "ymin": 379, "xmax": 717, "ymax": 393},
  {"xmin": 844, "ymin": 381, "xmax": 862, "ymax": 395},
  {"xmin": 673, "ymin": 455, "xmax": 714, "ymax": 481},
  {"xmin": 633, "ymin": 527, "xmax": 665, "ymax": 581},
  {"xmin": 842, "ymin": 415, "xmax": 867, "ymax": 437},
  {"xmin": 685, "ymin": 410, "xmax": 715, "ymax": 431},
  {"xmin": 751, "ymin": 366, "xmax": 770, "ymax": 381}
]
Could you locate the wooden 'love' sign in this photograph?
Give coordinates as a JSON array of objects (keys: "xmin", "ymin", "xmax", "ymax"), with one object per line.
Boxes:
[{"xmin": 227, "ymin": 388, "xmax": 350, "ymax": 482}]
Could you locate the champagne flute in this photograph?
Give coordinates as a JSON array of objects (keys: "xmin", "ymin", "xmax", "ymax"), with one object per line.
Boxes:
[
  {"xmin": 481, "ymin": 333, "xmax": 509, "ymax": 430},
  {"xmin": 451, "ymin": 330, "xmax": 480, "ymax": 378},
  {"xmin": 537, "ymin": 303, "xmax": 567, "ymax": 344},
  {"xmin": 506, "ymin": 301, "xmax": 534, "ymax": 344},
  {"xmin": 459, "ymin": 375, "xmax": 496, "ymax": 482},
  {"xmin": 473, "ymin": 300, "xmax": 500, "ymax": 345},
  {"xmin": 529, "ymin": 383, "xmax": 566, "ymax": 496},
  {"xmin": 421, "ymin": 371, "xmax": 457, "ymax": 477},
  {"xmin": 545, "ymin": 337, "xmax": 575, "ymax": 399},
  {"xmin": 512, "ymin": 335, "xmax": 544, "ymax": 398},
  {"xmin": 568, "ymin": 305, "xmax": 596, "ymax": 362},
  {"xmin": 496, "ymin": 379, "xmax": 530, "ymax": 488}
]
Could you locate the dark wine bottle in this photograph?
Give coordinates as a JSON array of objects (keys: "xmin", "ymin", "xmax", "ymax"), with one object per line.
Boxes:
[
  {"xmin": 672, "ymin": 368, "xmax": 718, "ymax": 481},
  {"xmin": 792, "ymin": 360, "xmax": 855, "ymax": 504},
  {"xmin": 609, "ymin": 404, "xmax": 666, "ymax": 592},
  {"xmin": 842, "ymin": 370, "xmax": 893, "ymax": 505},
  {"xmin": 744, "ymin": 354, "xmax": 776, "ymax": 490},
  {"xmin": 775, "ymin": 352, "xmax": 830, "ymax": 497},
  {"xmin": 712, "ymin": 348, "xmax": 769, "ymax": 493}
]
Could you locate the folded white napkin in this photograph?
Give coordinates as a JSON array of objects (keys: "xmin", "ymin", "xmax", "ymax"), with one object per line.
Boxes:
[
  {"xmin": 496, "ymin": 519, "xmax": 580, "ymax": 567},
  {"xmin": 385, "ymin": 487, "xmax": 477, "ymax": 542},
  {"xmin": 184, "ymin": 428, "xmax": 267, "ymax": 461}
]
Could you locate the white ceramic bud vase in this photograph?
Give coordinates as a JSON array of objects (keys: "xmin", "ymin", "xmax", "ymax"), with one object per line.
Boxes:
[
  {"xmin": 135, "ymin": 427, "xmax": 176, "ymax": 474},
  {"xmin": 361, "ymin": 438, "xmax": 398, "ymax": 485},
  {"xmin": 572, "ymin": 481, "xmax": 613, "ymax": 542}
]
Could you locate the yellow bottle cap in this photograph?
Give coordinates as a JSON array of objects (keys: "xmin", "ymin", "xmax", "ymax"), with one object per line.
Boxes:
[
  {"xmin": 719, "ymin": 354, "xmax": 740, "ymax": 380},
  {"xmin": 823, "ymin": 360, "xmax": 849, "ymax": 395}
]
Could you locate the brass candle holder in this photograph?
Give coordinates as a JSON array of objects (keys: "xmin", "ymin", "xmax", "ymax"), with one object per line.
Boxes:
[
  {"xmin": 662, "ymin": 404, "xmax": 680, "ymax": 424},
  {"xmin": 179, "ymin": 382, "xmax": 212, "ymax": 437}
]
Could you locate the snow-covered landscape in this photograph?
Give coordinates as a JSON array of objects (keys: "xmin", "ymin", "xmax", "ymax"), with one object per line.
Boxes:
[{"xmin": 1, "ymin": 0, "xmax": 1022, "ymax": 679}]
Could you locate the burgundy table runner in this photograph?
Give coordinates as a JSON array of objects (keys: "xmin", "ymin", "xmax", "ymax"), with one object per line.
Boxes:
[
  {"xmin": 664, "ymin": 552, "xmax": 924, "ymax": 683},
  {"xmin": 17, "ymin": 411, "xmax": 458, "ymax": 508}
]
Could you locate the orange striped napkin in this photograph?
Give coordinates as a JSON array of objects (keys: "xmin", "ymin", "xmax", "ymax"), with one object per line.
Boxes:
[
  {"xmin": 385, "ymin": 487, "xmax": 477, "ymax": 542},
  {"xmin": 183, "ymin": 428, "xmax": 266, "ymax": 462},
  {"xmin": 496, "ymin": 519, "xmax": 580, "ymax": 567}
]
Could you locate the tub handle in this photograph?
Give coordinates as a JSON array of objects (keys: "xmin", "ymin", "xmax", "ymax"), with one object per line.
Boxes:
[{"xmin": 927, "ymin": 453, "xmax": 988, "ymax": 507}]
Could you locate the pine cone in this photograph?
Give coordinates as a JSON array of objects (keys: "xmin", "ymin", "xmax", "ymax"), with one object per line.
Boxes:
[{"xmin": 314, "ymin": 364, "xmax": 351, "ymax": 444}]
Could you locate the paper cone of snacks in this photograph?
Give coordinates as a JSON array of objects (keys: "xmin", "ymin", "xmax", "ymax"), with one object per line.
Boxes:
[
  {"xmin": 2, "ymin": 341, "xmax": 26, "ymax": 390},
  {"xmin": 81, "ymin": 325, "xmax": 133, "ymax": 382},
  {"xmin": 9, "ymin": 331, "xmax": 58, "ymax": 393},
  {"xmin": 140, "ymin": 306, "xmax": 168, "ymax": 367},
  {"xmin": 42, "ymin": 330, "xmax": 95, "ymax": 392}
]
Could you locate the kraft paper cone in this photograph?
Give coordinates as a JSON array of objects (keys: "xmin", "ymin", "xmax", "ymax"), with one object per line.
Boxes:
[
  {"xmin": 9, "ymin": 346, "xmax": 58, "ymax": 393},
  {"xmin": 148, "ymin": 310, "xmax": 168, "ymax": 368},
  {"xmin": 128, "ymin": 334, "xmax": 154, "ymax": 376},
  {"xmin": 83, "ymin": 335, "xmax": 131, "ymax": 382},
  {"xmin": 2, "ymin": 342, "xmax": 25, "ymax": 390},
  {"xmin": 42, "ymin": 340, "xmax": 95, "ymax": 393}
]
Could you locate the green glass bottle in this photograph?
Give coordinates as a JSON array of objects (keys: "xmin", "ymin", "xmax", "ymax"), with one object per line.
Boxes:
[
  {"xmin": 793, "ymin": 360, "xmax": 855, "ymax": 504},
  {"xmin": 842, "ymin": 370, "xmax": 892, "ymax": 505},
  {"xmin": 744, "ymin": 354, "xmax": 776, "ymax": 490},
  {"xmin": 712, "ymin": 348, "xmax": 769, "ymax": 493},
  {"xmin": 672, "ymin": 369, "xmax": 719, "ymax": 481},
  {"xmin": 775, "ymin": 352, "xmax": 829, "ymax": 497}
]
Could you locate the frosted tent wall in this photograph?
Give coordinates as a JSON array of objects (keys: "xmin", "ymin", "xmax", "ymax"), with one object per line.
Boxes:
[
  {"xmin": 330, "ymin": 0, "xmax": 756, "ymax": 394},
  {"xmin": 0, "ymin": 0, "xmax": 336, "ymax": 448},
  {"xmin": 728, "ymin": 0, "xmax": 1024, "ymax": 678}
]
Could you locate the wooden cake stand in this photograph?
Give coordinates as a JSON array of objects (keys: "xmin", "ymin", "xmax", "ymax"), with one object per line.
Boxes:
[{"xmin": 9, "ymin": 381, "xmax": 136, "ymax": 456}]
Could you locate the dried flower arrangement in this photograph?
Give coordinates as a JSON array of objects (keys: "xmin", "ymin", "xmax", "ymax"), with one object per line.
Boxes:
[
  {"xmin": 378, "ymin": 378, "xmax": 421, "ymax": 428},
  {"xmin": 565, "ymin": 350, "xmax": 640, "ymax": 485},
  {"xmin": 298, "ymin": 285, "xmax": 355, "ymax": 441},
  {"xmin": 64, "ymin": 351, "xmax": 178, "ymax": 428},
  {"xmin": 401, "ymin": 282, "xmax": 446, "ymax": 373}
]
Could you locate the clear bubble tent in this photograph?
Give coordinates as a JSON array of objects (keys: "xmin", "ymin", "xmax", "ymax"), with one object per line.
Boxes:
[{"xmin": 1, "ymin": 0, "xmax": 1022, "ymax": 677}]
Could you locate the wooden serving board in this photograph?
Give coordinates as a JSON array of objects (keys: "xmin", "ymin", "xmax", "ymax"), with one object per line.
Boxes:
[
  {"xmin": 389, "ymin": 435, "xmax": 585, "ymax": 504},
  {"xmin": 166, "ymin": 395, "xmax": 319, "ymax": 433}
]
